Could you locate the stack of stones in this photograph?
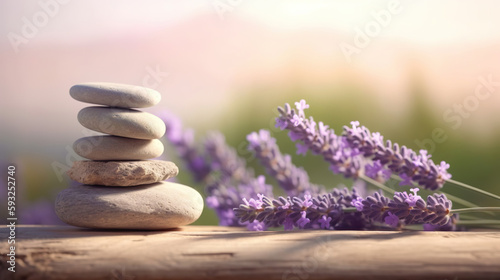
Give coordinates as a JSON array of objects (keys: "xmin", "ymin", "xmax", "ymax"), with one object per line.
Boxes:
[{"xmin": 55, "ymin": 82, "xmax": 203, "ymax": 230}]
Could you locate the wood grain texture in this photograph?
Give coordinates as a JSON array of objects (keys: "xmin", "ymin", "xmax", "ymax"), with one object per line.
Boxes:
[{"xmin": 1, "ymin": 226, "xmax": 499, "ymax": 280}]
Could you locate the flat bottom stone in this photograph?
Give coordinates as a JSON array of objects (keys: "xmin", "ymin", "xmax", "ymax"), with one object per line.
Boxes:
[
  {"xmin": 67, "ymin": 160, "xmax": 178, "ymax": 186},
  {"xmin": 55, "ymin": 182, "xmax": 204, "ymax": 230}
]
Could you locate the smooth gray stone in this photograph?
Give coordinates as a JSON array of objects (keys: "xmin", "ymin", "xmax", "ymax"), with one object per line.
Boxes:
[
  {"xmin": 78, "ymin": 106, "xmax": 166, "ymax": 140},
  {"xmin": 67, "ymin": 160, "xmax": 178, "ymax": 186},
  {"xmin": 73, "ymin": 136, "xmax": 164, "ymax": 160},
  {"xmin": 70, "ymin": 82, "xmax": 161, "ymax": 108},
  {"xmin": 55, "ymin": 182, "xmax": 204, "ymax": 230}
]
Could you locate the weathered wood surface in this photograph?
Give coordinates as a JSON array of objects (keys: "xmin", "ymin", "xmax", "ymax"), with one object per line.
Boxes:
[{"xmin": 1, "ymin": 226, "xmax": 500, "ymax": 280}]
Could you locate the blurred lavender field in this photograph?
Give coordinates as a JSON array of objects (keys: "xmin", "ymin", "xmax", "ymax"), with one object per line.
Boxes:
[{"xmin": 1, "ymin": 0, "xmax": 500, "ymax": 225}]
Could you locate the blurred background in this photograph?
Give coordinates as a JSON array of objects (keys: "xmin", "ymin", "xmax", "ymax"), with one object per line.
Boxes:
[{"xmin": 1, "ymin": 0, "xmax": 500, "ymax": 225}]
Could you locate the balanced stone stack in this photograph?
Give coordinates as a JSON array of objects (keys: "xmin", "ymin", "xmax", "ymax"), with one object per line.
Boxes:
[{"xmin": 55, "ymin": 82, "xmax": 203, "ymax": 230}]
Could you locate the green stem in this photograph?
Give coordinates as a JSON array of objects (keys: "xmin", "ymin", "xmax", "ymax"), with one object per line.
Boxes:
[
  {"xmin": 446, "ymin": 179, "xmax": 500, "ymax": 201},
  {"xmin": 440, "ymin": 192, "xmax": 481, "ymax": 209},
  {"xmin": 359, "ymin": 175, "xmax": 395, "ymax": 194},
  {"xmin": 457, "ymin": 214, "xmax": 486, "ymax": 220},
  {"xmin": 456, "ymin": 219, "xmax": 500, "ymax": 226},
  {"xmin": 390, "ymin": 174, "xmax": 406, "ymax": 182},
  {"xmin": 451, "ymin": 207, "xmax": 500, "ymax": 214},
  {"xmin": 343, "ymin": 207, "xmax": 358, "ymax": 213},
  {"xmin": 443, "ymin": 193, "xmax": 494, "ymax": 217}
]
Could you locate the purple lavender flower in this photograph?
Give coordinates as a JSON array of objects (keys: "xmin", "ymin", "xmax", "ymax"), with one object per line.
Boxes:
[
  {"xmin": 162, "ymin": 111, "xmax": 273, "ymax": 228},
  {"xmin": 307, "ymin": 192, "xmax": 344, "ymax": 226},
  {"xmin": 405, "ymin": 188, "xmax": 422, "ymax": 207},
  {"xmin": 163, "ymin": 105, "xmax": 464, "ymax": 232},
  {"xmin": 276, "ymin": 102, "xmax": 362, "ymax": 178},
  {"xmin": 235, "ymin": 187, "xmax": 365, "ymax": 230},
  {"xmin": 356, "ymin": 191, "xmax": 390, "ymax": 221},
  {"xmin": 291, "ymin": 115, "xmax": 303, "ymax": 126},
  {"xmin": 295, "ymin": 99, "xmax": 310, "ymax": 116},
  {"xmin": 423, "ymin": 214, "xmax": 460, "ymax": 231},
  {"xmin": 296, "ymin": 211, "xmax": 310, "ymax": 228},
  {"xmin": 283, "ymin": 217, "xmax": 294, "ymax": 230},
  {"xmin": 275, "ymin": 117, "xmax": 287, "ymax": 130},
  {"xmin": 276, "ymin": 102, "xmax": 452, "ymax": 190},
  {"xmin": 354, "ymin": 189, "xmax": 453, "ymax": 227},
  {"xmin": 247, "ymin": 129, "xmax": 324, "ymax": 196},
  {"xmin": 422, "ymin": 193, "xmax": 452, "ymax": 225},
  {"xmin": 384, "ymin": 212, "xmax": 400, "ymax": 227},
  {"xmin": 399, "ymin": 173, "xmax": 413, "ymax": 186},
  {"xmin": 161, "ymin": 112, "xmax": 211, "ymax": 182},
  {"xmin": 205, "ymin": 196, "xmax": 219, "ymax": 208},
  {"xmin": 205, "ymin": 132, "xmax": 254, "ymax": 184},
  {"xmin": 206, "ymin": 175, "xmax": 273, "ymax": 227},
  {"xmin": 296, "ymin": 143, "xmax": 309, "ymax": 156},
  {"xmin": 319, "ymin": 215, "xmax": 333, "ymax": 229},
  {"xmin": 351, "ymin": 197, "xmax": 364, "ymax": 211},
  {"xmin": 343, "ymin": 121, "xmax": 452, "ymax": 190},
  {"xmin": 364, "ymin": 160, "xmax": 392, "ymax": 183},
  {"xmin": 246, "ymin": 220, "xmax": 267, "ymax": 231}
]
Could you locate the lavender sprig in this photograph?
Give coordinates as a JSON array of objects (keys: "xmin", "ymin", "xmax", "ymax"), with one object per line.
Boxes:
[
  {"xmin": 203, "ymin": 134, "xmax": 275, "ymax": 227},
  {"xmin": 203, "ymin": 132, "xmax": 273, "ymax": 226},
  {"xmin": 162, "ymin": 113, "xmax": 211, "ymax": 182},
  {"xmin": 247, "ymin": 129, "xmax": 325, "ymax": 196},
  {"xmin": 234, "ymin": 188, "xmax": 366, "ymax": 230},
  {"xmin": 207, "ymin": 175, "xmax": 273, "ymax": 226},
  {"xmin": 205, "ymin": 132, "xmax": 255, "ymax": 184},
  {"xmin": 352, "ymin": 188, "xmax": 453, "ymax": 227},
  {"xmin": 163, "ymin": 105, "xmax": 498, "ymax": 232},
  {"xmin": 277, "ymin": 100, "xmax": 452, "ymax": 191},
  {"xmin": 276, "ymin": 101, "xmax": 362, "ymax": 178},
  {"xmin": 343, "ymin": 121, "xmax": 451, "ymax": 190},
  {"xmin": 162, "ymin": 112, "xmax": 273, "ymax": 229},
  {"xmin": 422, "ymin": 214, "xmax": 460, "ymax": 231}
]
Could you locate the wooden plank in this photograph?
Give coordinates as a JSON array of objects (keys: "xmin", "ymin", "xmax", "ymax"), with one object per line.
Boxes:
[{"xmin": 1, "ymin": 226, "xmax": 500, "ymax": 279}]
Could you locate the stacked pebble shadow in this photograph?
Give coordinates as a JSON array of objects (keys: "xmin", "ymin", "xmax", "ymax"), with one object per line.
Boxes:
[{"xmin": 55, "ymin": 82, "xmax": 203, "ymax": 230}]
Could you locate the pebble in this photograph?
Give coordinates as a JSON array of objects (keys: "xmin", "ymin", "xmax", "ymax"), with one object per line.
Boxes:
[
  {"xmin": 55, "ymin": 182, "xmax": 204, "ymax": 230},
  {"xmin": 78, "ymin": 106, "xmax": 166, "ymax": 140},
  {"xmin": 67, "ymin": 160, "xmax": 179, "ymax": 186},
  {"xmin": 70, "ymin": 82, "xmax": 161, "ymax": 108},
  {"xmin": 73, "ymin": 136, "xmax": 164, "ymax": 160}
]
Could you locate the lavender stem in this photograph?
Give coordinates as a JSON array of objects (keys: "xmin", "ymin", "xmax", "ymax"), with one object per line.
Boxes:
[
  {"xmin": 451, "ymin": 207, "xmax": 500, "ymax": 214},
  {"xmin": 446, "ymin": 179, "xmax": 500, "ymax": 201},
  {"xmin": 455, "ymin": 220, "xmax": 500, "ymax": 225},
  {"xmin": 359, "ymin": 174, "xmax": 395, "ymax": 194}
]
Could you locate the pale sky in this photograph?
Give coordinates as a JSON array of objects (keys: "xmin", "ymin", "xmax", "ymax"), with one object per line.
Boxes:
[{"xmin": 1, "ymin": 0, "xmax": 500, "ymax": 46}]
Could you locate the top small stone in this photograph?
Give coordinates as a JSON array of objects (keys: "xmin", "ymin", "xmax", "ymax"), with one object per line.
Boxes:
[{"xmin": 70, "ymin": 82, "xmax": 161, "ymax": 108}]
